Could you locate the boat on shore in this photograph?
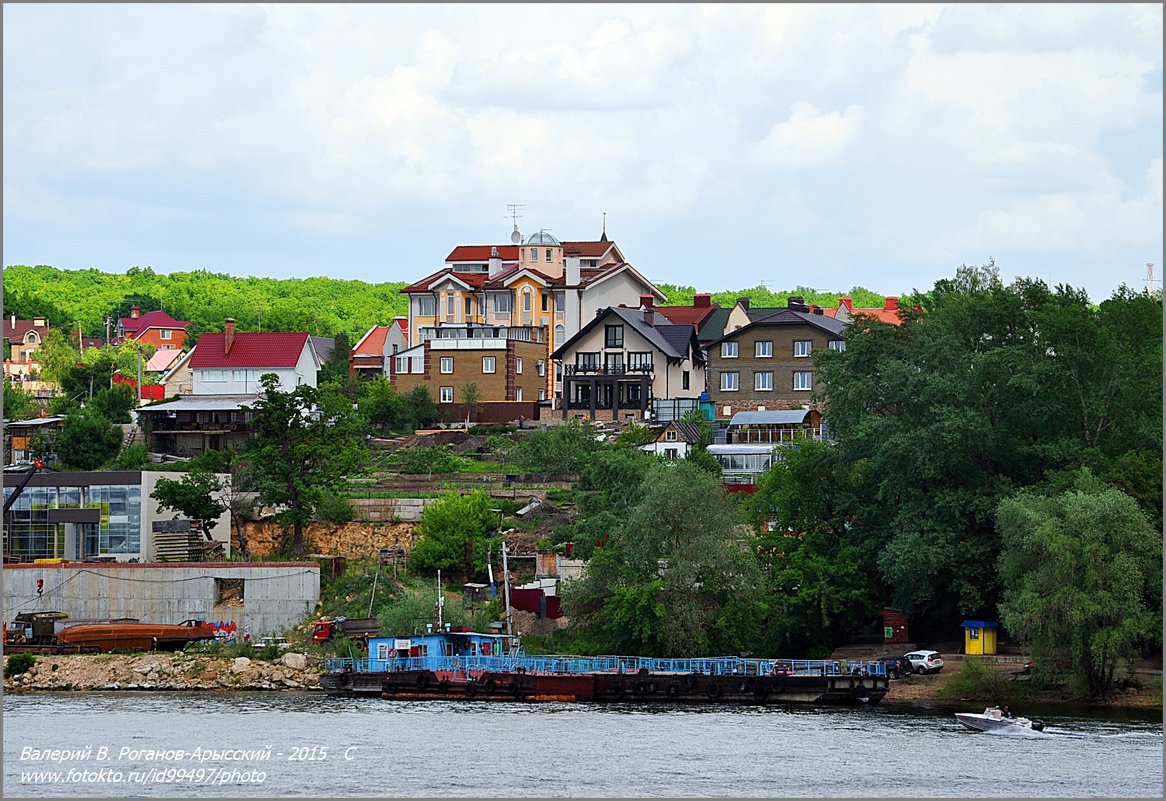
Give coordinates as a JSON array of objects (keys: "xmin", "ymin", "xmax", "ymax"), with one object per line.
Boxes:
[
  {"xmin": 54, "ymin": 619, "xmax": 217, "ymax": 652},
  {"xmin": 956, "ymin": 707, "xmax": 1045, "ymax": 733},
  {"xmin": 319, "ymin": 627, "xmax": 890, "ymax": 706}
]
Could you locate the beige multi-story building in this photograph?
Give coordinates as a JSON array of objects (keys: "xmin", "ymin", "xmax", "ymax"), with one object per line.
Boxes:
[
  {"xmin": 551, "ymin": 300, "xmax": 706, "ymax": 422},
  {"xmin": 706, "ymin": 298, "xmax": 847, "ymax": 418},
  {"xmin": 401, "ymin": 225, "xmax": 664, "ymax": 405}
]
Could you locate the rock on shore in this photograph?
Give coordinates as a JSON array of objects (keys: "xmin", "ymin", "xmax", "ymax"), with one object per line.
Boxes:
[{"xmin": 3, "ymin": 652, "xmax": 324, "ymax": 693}]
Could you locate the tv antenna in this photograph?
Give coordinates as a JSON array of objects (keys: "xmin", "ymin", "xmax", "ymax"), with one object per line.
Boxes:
[
  {"xmin": 1145, "ymin": 263, "xmax": 1158, "ymax": 294},
  {"xmin": 506, "ymin": 203, "xmax": 525, "ymax": 244}
]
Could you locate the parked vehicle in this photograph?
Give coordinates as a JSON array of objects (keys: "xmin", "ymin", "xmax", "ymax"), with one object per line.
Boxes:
[
  {"xmin": 904, "ymin": 650, "xmax": 945, "ymax": 674},
  {"xmin": 881, "ymin": 655, "xmax": 912, "ymax": 679},
  {"xmin": 311, "ymin": 617, "xmax": 381, "ymax": 647}
]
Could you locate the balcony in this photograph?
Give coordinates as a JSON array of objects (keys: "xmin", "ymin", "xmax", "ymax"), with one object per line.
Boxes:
[{"xmin": 563, "ymin": 365, "xmax": 652, "ymax": 377}]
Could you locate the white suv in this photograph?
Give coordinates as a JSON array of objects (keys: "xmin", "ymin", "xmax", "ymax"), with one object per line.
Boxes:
[{"xmin": 904, "ymin": 650, "xmax": 945, "ymax": 674}]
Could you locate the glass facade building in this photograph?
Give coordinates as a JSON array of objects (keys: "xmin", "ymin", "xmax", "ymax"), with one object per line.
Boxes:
[{"xmin": 3, "ymin": 474, "xmax": 143, "ymax": 561}]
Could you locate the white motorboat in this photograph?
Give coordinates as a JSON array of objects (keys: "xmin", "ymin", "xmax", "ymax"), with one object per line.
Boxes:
[{"xmin": 955, "ymin": 707, "xmax": 1044, "ymax": 733}]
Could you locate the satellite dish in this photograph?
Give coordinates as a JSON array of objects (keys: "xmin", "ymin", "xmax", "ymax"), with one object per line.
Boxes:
[{"xmin": 510, "ymin": 225, "xmax": 522, "ymax": 245}]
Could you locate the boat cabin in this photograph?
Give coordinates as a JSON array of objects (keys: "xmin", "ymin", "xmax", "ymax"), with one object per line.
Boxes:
[{"xmin": 365, "ymin": 627, "xmax": 522, "ymax": 671}]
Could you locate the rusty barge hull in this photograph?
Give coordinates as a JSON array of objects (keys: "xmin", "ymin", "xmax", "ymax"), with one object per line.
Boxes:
[{"xmin": 322, "ymin": 669, "xmax": 887, "ymax": 706}]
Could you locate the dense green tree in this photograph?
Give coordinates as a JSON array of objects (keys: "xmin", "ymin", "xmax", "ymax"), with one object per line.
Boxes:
[
  {"xmin": 402, "ymin": 385, "xmax": 440, "ymax": 430},
  {"xmin": 3, "ymin": 380, "xmax": 38, "ymax": 420},
  {"xmin": 53, "ymin": 409, "xmax": 123, "ymax": 470},
  {"xmin": 747, "ymin": 441, "xmax": 880, "ymax": 656},
  {"xmin": 510, "ymin": 418, "xmax": 603, "ymax": 478},
  {"xmin": 408, "ymin": 490, "xmax": 500, "ymax": 579},
  {"xmin": 358, "ymin": 378, "xmax": 407, "ymax": 433},
  {"xmin": 549, "ymin": 446, "xmax": 654, "ymax": 559},
  {"xmin": 88, "ymin": 383, "xmax": 136, "ymax": 424},
  {"xmin": 563, "ymin": 461, "xmax": 764, "ymax": 656},
  {"xmin": 243, "ymin": 375, "xmax": 366, "ymax": 555},
  {"xmin": 151, "ymin": 468, "xmax": 230, "ymax": 541},
  {"xmin": 34, "ymin": 328, "xmax": 82, "ymax": 385},
  {"xmin": 996, "ymin": 472, "xmax": 1161, "ymax": 699}
]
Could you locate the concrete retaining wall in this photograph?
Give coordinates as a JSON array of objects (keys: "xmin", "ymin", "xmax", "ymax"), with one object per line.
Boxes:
[
  {"xmin": 350, "ymin": 497, "xmax": 435, "ymax": 522},
  {"xmin": 4, "ymin": 562, "xmax": 320, "ymax": 637}
]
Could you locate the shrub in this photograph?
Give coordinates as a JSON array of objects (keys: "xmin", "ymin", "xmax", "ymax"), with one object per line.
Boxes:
[{"xmin": 5, "ymin": 653, "xmax": 36, "ymax": 678}]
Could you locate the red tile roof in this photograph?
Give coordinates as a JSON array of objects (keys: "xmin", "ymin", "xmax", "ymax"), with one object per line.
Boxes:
[
  {"xmin": 560, "ymin": 240, "xmax": 615, "ymax": 257},
  {"xmin": 401, "ymin": 269, "xmax": 491, "ymax": 293},
  {"xmin": 352, "ymin": 326, "xmax": 389, "ymax": 357},
  {"xmin": 445, "ymin": 245, "xmax": 520, "ymax": 262},
  {"xmin": 119, "ymin": 310, "xmax": 189, "ymax": 334},
  {"xmin": 656, "ymin": 303, "xmax": 719, "ymax": 328},
  {"xmin": 189, "ymin": 332, "xmax": 310, "ymax": 368},
  {"xmin": 3, "ymin": 319, "xmax": 49, "ymax": 341}
]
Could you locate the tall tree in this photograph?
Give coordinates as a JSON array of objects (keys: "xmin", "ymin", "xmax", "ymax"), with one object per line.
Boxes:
[
  {"xmin": 563, "ymin": 460, "xmax": 764, "ymax": 657},
  {"xmin": 459, "ymin": 381, "xmax": 482, "ymax": 426},
  {"xmin": 996, "ymin": 473, "xmax": 1161, "ymax": 699},
  {"xmin": 407, "ymin": 490, "xmax": 500, "ymax": 579},
  {"xmin": 53, "ymin": 409, "xmax": 123, "ymax": 470},
  {"xmin": 151, "ymin": 468, "xmax": 229, "ymax": 541},
  {"xmin": 402, "ymin": 385, "xmax": 440, "ymax": 430},
  {"xmin": 357, "ymin": 377, "xmax": 407, "ymax": 433},
  {"xmin": 243, "ymin": 374, "xmax": 366, "ymax": 555}
]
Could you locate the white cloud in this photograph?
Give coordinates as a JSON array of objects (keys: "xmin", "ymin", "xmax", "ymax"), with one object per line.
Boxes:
[{"xmin": 753, "ymin": 102, "xmax": 867, "ymax": 170}]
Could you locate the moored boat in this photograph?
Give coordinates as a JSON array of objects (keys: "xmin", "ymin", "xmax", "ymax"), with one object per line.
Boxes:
[{"xmin": 319, "ymin": 627, "xmax": 890, "ymax": 706}]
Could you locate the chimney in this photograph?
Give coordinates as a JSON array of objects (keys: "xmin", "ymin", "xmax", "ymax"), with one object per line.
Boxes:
[
  {"xmin": 838, "ymin": 296, "xmax": 853, "ymax": 312},
  {"xmin": 224, "ymin": 318, "xmax": 236, "ymax": 355},
  {"xmin": 33, "ymin": 317, "xmax": 46, "ymax": 327},
  {"xmin": 639, "ymin": 294, "xmax": 654, "ymax": 309},
  {"xmin": 737, "ymin": 297, "xmax": 750, "ymax": 311},
  {"xmin": 813, "ymin": 307, "xmax": 824, "ymax": 315},
  {"xmin": 565, "ymin": 249, "xmax": 581, "ymax": 286},
  {"xmin": 9, "ymin": 314, "xmax": 15, "ymax": 327},
  {"xmin": 643, "ymin": 307, "xmax": 655, "ymax": 327},
  {"xmin": 885, "ymin": 296, "xmax": 900, "ymax": 312},
  {"xmin": 131, "ymin": 305, "xmax": 141, "ymax": 319},
  {"xmin": 788, "ymin": 296, "xmax": 805, "ymax": 311},
  {"xmin": 488, "ymin": 246, "xmax": 503, "ymax": 278},
  {"xmin": 694, "ymin": 293, "xmax": 712, "ymax": 308}
]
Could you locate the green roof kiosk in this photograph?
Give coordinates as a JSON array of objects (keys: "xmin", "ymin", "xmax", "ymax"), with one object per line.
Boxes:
[{"xmin": 960, "ymin": 620, "xmax": 998, "ymax": 655}]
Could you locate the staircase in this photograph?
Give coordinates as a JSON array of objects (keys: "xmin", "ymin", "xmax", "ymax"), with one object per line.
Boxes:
[{"xmin": 122, "ymin": 423, "xmax": 144, "ymax": 448}]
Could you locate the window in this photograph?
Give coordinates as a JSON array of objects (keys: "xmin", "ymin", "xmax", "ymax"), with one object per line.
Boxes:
[
  {"xmin": 538, "ymin": 388, "xmax": 546, "ymax": 401},
  {"xmin": 530, "ymin": 248, "xmax": 537, "ymax": 260},
  {"xmin": 493, "ymin": 293, "xmax": 511, "ymax": 313},
  {"xmin": 541, "ymin": 293, "xmax": 549, "ymax": 312},
  {"xmin": 516, "ymin": 357, "xmax": 523, "ymax": 374},
  {"xmin": 523, "ymin": 289, "xmax": 532, "ymax": 312},
  {"xmin": 794, "ymin": 340, "xmax": 812, "ymax": 357},
  {"xmin": 516, "ymin": 387, "xmax": 523, "ymax": 401},
  {"xmin": 720, "ymin": 371, "xmax": 739, "ymax": 391},
  {"xmin": 755, "ymin": 371, "xmax": 774, "ymax": 391},
  {"xmin": 395, "ymin": 357, "xmax": 408, "ymax": 374},
  {"xmin": 576, "ymin": 352, "xmax": 599, "ymax": 371},
  {"xmin": 440, "ymin": 357, "xmax": 453, "ymax": 374},
  {"xmin": 682, "ymin": 371, "xmax": 690, "ymax": 390},
  {"xmin": 721, "ymin": 341, "xmax": 738, "ymax": 358},
  {"xmin": 465, "ymin": 297, "xmax": 473, "ymax": 316},
  {"xmin": 605, "ymin": 353, "xmax": 624, "ymax": 371},
  {"xmin": 537, "ymin": 360, "xmax": 546, "ymax": 377},
  {"xmin": 204, "ymin": 370, "xmax": 227, "ymax": 382},
  {"xmin": 440, "ymin": 386, "xmax": 454, "ymax": 403},
  {"xmin": 545, "ymin": 248, "xmax": 552, "ymax": 262},
  {"xmin": 755, "ymin": 340, "xmax": 772, "ymax": 358},
  {"xmin": 828, "ymin": 339, "xmax": 846, "ymax": 352},
  {"xmin": 605, "ymin": 325, "xmax": 624, "ymax": 348},
  {"xmin": 482, "ymin": 356, "xmax": 496, "ymax": 374},
  {"xmin": 665, "ymin": 448, "xmax": 678, "ymax": 460},
  {"xmin": 554, "ymin": 324, "xmax": 565, "ymax": 347},
  {"xmin": 444, "ymin": 295, "xmax": 454, "ymax": 317},
  {"xmin": 160, "ymin": 329, "xmax": 172, "ymax": 341},
  {"xmin": 627, "ymin": 352, "xmax": 653, "ymax": 371},
  {"xmin": 554, "ymin": 291, "xmax": 565, "ymax": 312},
  {"xmin": 417, "ymin": 296, "xmax": 436, "ymax": 316},
  {"xmin": 665, "ymin": 429, "xmax": 678, "ymax": 442},
  {"xmin": 793, "ymin": 371, "xmax": 813, "ymax": 391}
]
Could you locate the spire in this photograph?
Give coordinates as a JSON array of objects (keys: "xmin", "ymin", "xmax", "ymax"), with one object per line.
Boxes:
[{"xmin": 600, "ymin": 211, "xmax": 608, "ymax": 242}]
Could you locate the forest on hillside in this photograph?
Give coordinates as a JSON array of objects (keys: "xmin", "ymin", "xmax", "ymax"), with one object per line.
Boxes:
[{"xmin": 2, "ymin": 264, "xmax": 899, "ymax": 344}]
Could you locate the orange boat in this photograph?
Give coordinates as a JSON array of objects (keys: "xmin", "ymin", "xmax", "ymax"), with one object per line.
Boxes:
[{"xmin": 55, "ymin": 619, "xmax": 217, "ymax": 652}]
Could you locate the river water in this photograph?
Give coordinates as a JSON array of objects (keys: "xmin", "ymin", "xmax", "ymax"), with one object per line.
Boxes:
[{"xmin": 3, "ymin": 692, "xmax": 1161, "ymax": 798}]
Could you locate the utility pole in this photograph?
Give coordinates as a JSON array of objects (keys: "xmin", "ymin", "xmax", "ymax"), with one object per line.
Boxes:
[
  {"xmin": 104, "ymin": 314, "xmax": 112, "ymax": 346},
  {"xmin": 136, "ymin": 343, "xmax": 143, "ymax": 408},
  {"xmin": 501, "ymin": 539, "xmax": 513, "ymax": 636}
]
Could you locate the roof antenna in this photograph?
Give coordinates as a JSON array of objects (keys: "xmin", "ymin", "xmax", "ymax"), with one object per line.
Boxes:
[
  {"xmin": 1145, "ymin": 263, "xmax": 1158, "ymax": 295},
  {"xmin": 600, "ymin": 211, "xmax": 608, "ymax": 242},
  {"xmin": 506, "ymin": 203, "xmax": 525, "ymax": 245}
]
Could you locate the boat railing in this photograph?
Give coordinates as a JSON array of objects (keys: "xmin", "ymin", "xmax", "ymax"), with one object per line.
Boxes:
[{"xmin": 324, "ymin": 654, "xmax": 887, "ymax": 678}]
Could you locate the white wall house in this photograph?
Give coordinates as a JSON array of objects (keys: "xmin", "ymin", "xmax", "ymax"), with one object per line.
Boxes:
[{"xmin": 189, "ymin": 320, "xmax": 318, "ymax": 394}]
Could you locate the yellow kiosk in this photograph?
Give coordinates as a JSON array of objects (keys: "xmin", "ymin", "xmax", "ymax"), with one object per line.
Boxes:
[{"xmin": 960, "ymin": 620, "xmax": 998, "ymax": 655}]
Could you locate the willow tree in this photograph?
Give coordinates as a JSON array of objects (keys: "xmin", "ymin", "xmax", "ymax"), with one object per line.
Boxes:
[{"xmin": 996, "ymin": 472, "xmax": 1161, "ymax": 699}]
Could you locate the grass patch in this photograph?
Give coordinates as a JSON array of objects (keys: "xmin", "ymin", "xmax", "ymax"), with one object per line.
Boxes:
[{"xmin": 936, "ymin": 658, "xmax": 1034, "ymax": 704}]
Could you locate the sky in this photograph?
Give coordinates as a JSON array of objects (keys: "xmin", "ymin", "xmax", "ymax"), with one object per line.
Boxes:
[{"xmin": 3, "ymin": 3, "xmax": 1162, "ymax": 303}]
